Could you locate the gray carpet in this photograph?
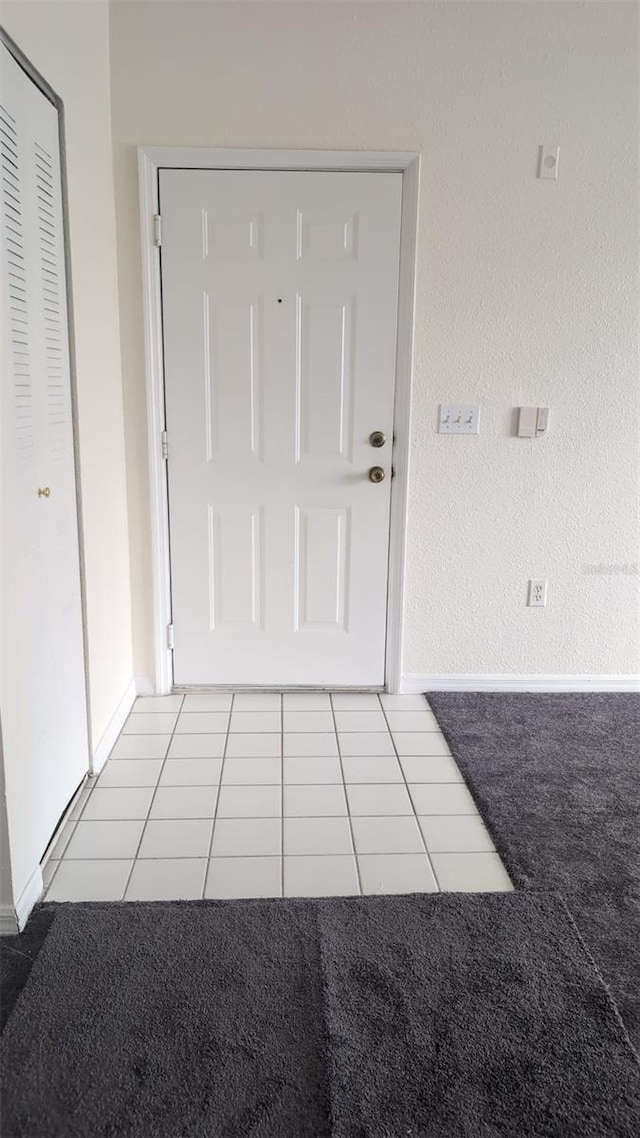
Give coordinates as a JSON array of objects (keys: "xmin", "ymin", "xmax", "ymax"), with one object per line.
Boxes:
[
  {"xmin": 427, "ymin": 692, "xmax": 640, "ymax": 1050},
  {"xmin": 2, "ymin": 894, "xmax": 640, "ymax": 1137}
]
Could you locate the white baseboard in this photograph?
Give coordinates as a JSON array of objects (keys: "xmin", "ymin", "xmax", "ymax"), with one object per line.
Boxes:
[
  {"xmin": 2, "ymin": 863, "xmax": 45, "ymax": 933},
  {"xmin": 401, "ymin": 673, "xmax": 640, "ymax": 694},
  {"xmin": 135, "ymin": 675, "xmax": 155, "ymax": 696},
  {"xmin": 0, "ymin": 905, "xmax": 19, "ymax": 935},
  {"xmin": 91, "ymin": 678, "xmax": 137, "ymax": 774}
]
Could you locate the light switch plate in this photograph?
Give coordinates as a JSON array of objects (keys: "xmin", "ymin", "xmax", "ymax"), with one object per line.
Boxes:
[{"xmin": 438, "ymin": 404, "xmax": 481, "ymax": 435}]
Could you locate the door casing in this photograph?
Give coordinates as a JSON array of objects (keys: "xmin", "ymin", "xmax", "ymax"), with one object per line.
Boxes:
[{"xmin": 138, "ymin": 147, "xmax": 420, "ymax": 694}]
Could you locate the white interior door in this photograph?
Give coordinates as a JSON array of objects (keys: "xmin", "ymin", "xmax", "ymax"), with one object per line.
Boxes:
[
  {"xmin": 160, "ymin": 169, "xmax": 402, "ymax": 687},
  {"xmin": 1, "ymin": 45, "xmax": 88, "ymax": 873}
]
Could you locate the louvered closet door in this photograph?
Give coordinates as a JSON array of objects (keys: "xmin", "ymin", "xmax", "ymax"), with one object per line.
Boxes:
[{"xmin": 1, "ymin": 44, "xmax": 88, "ymax": 865}]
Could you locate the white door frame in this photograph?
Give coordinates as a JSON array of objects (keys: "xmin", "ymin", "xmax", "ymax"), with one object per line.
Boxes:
[{"xmin": 138, "ymin": 147, "xmax": 420, "ymax": 694}]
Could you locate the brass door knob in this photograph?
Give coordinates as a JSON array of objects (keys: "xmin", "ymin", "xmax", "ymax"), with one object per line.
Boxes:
[
  {"xmin": 38, "ymin": 487, "xmax": 51, "ymax": 498},
  {"xmin": 369, "ymin": 431, "xmax": 386, "ymax": 448},
  {"xmin": 368, "ymin": 466, "xmax": 385, "ymax": 483}
]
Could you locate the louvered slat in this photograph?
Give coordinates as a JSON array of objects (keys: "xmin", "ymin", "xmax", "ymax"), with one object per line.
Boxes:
[
  {"xmin": 34, "ymin": 141, "xmax": 68, "ymax": 451},
  {"xmin": 1, "ymin": 103, "xmax": 35, "ymax": 461}
]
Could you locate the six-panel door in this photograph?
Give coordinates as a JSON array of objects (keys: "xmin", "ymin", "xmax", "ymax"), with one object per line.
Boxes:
[{"xmin": 160, "ymin": 169, "xmax": 402, "ymax": 686}]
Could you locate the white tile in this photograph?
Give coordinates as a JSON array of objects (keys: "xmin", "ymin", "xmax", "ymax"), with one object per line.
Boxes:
[
  {"xmin": 174, "ymin": 712, "xmax": 229, "ymax": 734},
  {"xmin": 229, "ymin": 711, "xmax": 281, "ymax": 733},
  {"xmin": 205, "ymin": 857, "xmax": 282, "ymax": 899},
  {"xmin": 334, "ymin": 710, "xmax": 387, "ymax": 732},
  {"xmin": 284, "ymin": 855, "xmax": 359, "ymax": 898},
  {"xmin": 283, "ymin": 755, "xmax": 343, "ymax": 784},
  {"xmin": 284, "ymin": 817, "xmax": 352, "ymax": 855},
  {"xmin": 182, "ymin": 693, "xmax": 232, "ymax": 712},
  {"xmin": 125, "ymin": 859, "xmax": 207, "ymax": 900},
  {"xmin": 216, "ymin": 785, "xmax": 281, "ymax": 818},
  {"xmin": 150, "ymin": 785, "xmax": 218, "ymax": 819},
  {"xmin": 69, "ymin": 787, "xmax": 92, "ymax": 819},
  {"xmin": 42, "ymin": 861, "xmax": 58, "ymax": 888},
  {"xmin": 338, "ymin": 732, "xmax": 394, "ymax": 756},
  {"xmin": 65, "ymin": 820, "xmax": 144, "ymax": 860},
  {"xmin": 46, "ymin": 860, "xmax": 132, "ymax": 902},
  {"xmin": 346, "ymin": 783, "xmax": 413, "ymax": 816},
  {"xmin": 132, "ymin": 695, "xmax": 183, "ymax": 714},
  {"xmin": 418, "ymin": 815, "xmax": 495, "ymax": 853},
  {"xmin": 98, "ymin": 759, "xmax": 163, "ymax": 788},
  {"xmin": 232, "ymin": 693, "xmax": 281, "ymax": 711},
  {"xmin": 122, "ymin": 712, "xmax": 178, "ymax": 735},
  {"xmin": 384, "ymin": 710, "xmax": 440, "ymax": 732},
  {"xmin": 430, "ymin": 852, "xmax": 513, "ymax": 892},
  {"xmin": 82, "ymin": 787, "xmax": 154, "ymax": 821},
  {"xmin": 221, "ymin": 756, "xmax": 281, "ymax": 785},
  {"xmin": 111, "ymin": 734, "xmax": 170, "ymax": 760},
  {"xmin": 283, "ymin": 733, "xmax": 337, "ymax": 757},
  {"xmin": 226, "ymin": 733, "xmax": 281, "ymax": 758},
  {"xmin": 48, "ymin": 819, "xmax": 77, "ymax": 859},
  {"xmin": 409, "ymin": 784, "xmax": 478, "ymax": 815},
  {"xmin": 159, "ymin": 759, "xmax": 222, "ymax": 786},
  {"xmin": 168, "ymin": 734, "xmax": 225, "ymax": 759},
  {"xmin": 351, "ymin": 816, "xmax": 425, "ymax": 855},
  {"xmin": 282, "ymin": 693, "xmax": 331, "ymax": 710},
  {"xmin": 211, "ymin": 818, "xmax": 281, "ymax": 857},
  {"xmin": 283, "ymin": 784, "xmax": 347, "ymax": 817},
  {"xmin": 379, "ymin": 694, "xmax": 431, "ymax": 711},
  {"xmin": 399, "ymin": 754, "xmax": 464, "ymax": 783},
  {"xmin": 331, "ymin": 693, "xmax": 381, "ymax": 710},
  {"xmin": 138, "ymin": 819, "xmax": 213, "ymax": 859},
  {"xmin": 283, "ymin": 710, "xmax": 335, "ymax": 732},
  {"xmin": 342, "ymin": 755, "xmax": 404, "ymax": 784},
  {"xmin": 393, "ymin": 733, "xmax": 451, "ymax": 756},
  {"xmin": 358, "ymin": 854, "xmax": 438, "ymax": 895}
]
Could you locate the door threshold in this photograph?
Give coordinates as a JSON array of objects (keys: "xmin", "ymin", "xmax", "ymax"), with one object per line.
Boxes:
[{"xmin": 172, "ymin": 685, "xmax": 386, "ymax": 694}]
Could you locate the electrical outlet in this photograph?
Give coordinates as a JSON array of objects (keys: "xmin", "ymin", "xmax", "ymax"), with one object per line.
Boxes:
[
  {"xmin": 528, "ymin": 579, "xmax": 548, "ymax": 607},
  {"xmin": 538, "ymin": 146, "xmax": 560, "ymax": 180}
]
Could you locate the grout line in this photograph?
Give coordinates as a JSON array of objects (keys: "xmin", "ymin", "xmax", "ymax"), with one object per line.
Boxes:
[
  {"xmin": 45, "ymin": 810, "xmax": 481, "ymax": 823},
  {"xmin": 202, "ymin": 692, "xmax": 235, "ymax": 897},
  {"xmin": 119, "ymin": 693, "xmax": 186, "ymax": 901},
  {"xmin": 379, "ymin": 697, "xmax": 441, "ymax": 892},
  {"xmin": 46, "ymin": 850, "xmax": 474, "ymax": 862},
  {"xmin": 75, "ymin": 778, "xmax": 468, "ymax": 790},
  {"xmin": 330, "ymin": 692, "xmax": 362, "ymax": 896}
]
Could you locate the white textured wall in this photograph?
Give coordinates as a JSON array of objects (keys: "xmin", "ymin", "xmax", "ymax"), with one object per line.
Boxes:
[
  {"xmin": 109, "ymin": 0, "xmax": 639, "ymax": 682},
  {"xmin": 2, "ymin": 0, "xmax": 134, "ymax": 742}
]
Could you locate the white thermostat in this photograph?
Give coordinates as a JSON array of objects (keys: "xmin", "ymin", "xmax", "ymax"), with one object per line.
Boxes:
[{"xmin": 517, "ymin": 407, "xmax": 550, "ymax": 438}]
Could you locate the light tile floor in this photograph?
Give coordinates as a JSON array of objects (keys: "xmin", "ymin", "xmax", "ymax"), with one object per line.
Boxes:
[{"xmin": 42, "ymin": 693, "xmax": 513, "ymax": 902}]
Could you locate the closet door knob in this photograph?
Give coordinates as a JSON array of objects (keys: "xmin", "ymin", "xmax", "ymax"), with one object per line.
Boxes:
[{"xmin": 38, "ymin": 487, "xmax": 51, "ymax": 498}]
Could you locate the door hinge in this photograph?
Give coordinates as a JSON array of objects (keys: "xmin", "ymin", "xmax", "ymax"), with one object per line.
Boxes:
[
  {"xmin": 153, "ymin": 213, "xmax": 162, "ymax": 247},
  {"xmin": 161, "ymin": 430, "xmax": 168, "ymax": 460},
  {"xmin": 167, "ymin": 623, "xmax": 174, "ymax": 650}
]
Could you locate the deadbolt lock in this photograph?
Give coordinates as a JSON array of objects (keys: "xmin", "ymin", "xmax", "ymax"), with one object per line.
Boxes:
[
  {"xmin": 369, "ymin": 431, "xmax": 386, "ymax": 448},
  {"xmin": 368, "ymin": 466, "xmax": 385, "ymax": 483}
]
